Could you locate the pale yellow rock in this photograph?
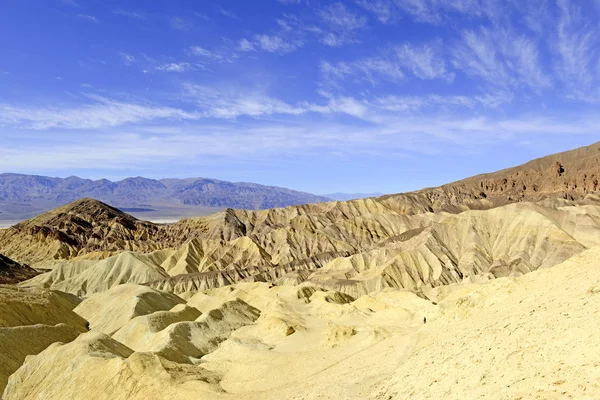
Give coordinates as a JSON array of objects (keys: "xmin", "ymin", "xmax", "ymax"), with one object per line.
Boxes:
[
  {"xmin": 112, "ymin": 304, "xmax": 201, "ymax": 351},
  {"xmin": 0, "ymin": 286, "xmax": 88, "ymax": 393},
  {"xmin": 2, "ymin": 331, "xmax": 226, "ymax": 400},
  {"xmin": 0, "ymin": 323, "xmax": 85, "ymax": 392},
  {"xmin": 73, "ymin": 284, "xmax": 185, "ymax": 335},
  {"xmin": 120, "ymin": 299, "xmax": 260, "ymax": 364},
  {"xmin": 22, "ymin": 199, "xmax": 600, "ymax": 300},
  {"xmin": 22, "ymin": 251, "xmax": 171, "ymax": 296},
  {"xmin": 0, "ymin": 286, "xmax": 84, "ymax": 328}
]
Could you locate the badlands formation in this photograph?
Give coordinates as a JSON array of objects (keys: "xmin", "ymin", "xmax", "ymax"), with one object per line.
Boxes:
[{"xmin": 2, "ymin": 142, "xmax": 600, "ymax": 398}]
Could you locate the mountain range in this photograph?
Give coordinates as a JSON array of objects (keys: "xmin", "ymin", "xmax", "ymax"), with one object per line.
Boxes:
[{"xmin": 0, "ymin": 174, "xmax": 331, "ymax": 222}]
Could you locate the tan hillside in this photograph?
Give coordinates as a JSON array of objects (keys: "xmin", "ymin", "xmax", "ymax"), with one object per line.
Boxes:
[
  {"xmin": 380, "ymin": 140, "xmax": 600, "ymax": 213},
  {"xmin": 0, "ymin": 198, "xmax": 163, "ymax": 266},
  {"xmin": 0, "ymin": 198, "xmax": 220, "ymax": 267},
  {"xmin": 375, "ymin": 245, "xmax": 600, "ymax": 399}
]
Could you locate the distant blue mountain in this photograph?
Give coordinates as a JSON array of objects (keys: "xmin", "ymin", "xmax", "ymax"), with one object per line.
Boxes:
[{"xmin": 0, "ymin": 173, "xmax": 330, "ymax": 220}]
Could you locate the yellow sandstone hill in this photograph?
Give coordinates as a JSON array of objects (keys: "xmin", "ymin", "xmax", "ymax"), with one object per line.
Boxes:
[{"xmin": 19, "ymin": 201, "xmax": 600, "ymax": 298}]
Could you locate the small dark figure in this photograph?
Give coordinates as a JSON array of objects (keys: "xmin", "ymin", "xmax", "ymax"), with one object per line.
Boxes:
[
  {"xmin": 85, "ymin": 321, "xmax": 90, "ymax": 331},
  {"xmin": 423, "ymin": 317, "xmax": 427, "ymax": 324}
]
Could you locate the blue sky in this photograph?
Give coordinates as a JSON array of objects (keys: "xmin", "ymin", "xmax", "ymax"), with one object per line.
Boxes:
[{"xmin": 1, "ymin": 0, "xmax": 600, "ymax": 194}]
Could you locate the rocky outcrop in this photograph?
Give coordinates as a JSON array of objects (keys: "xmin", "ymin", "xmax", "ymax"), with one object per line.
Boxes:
[{"xmin": 0, "ymin": 254, "xmax": 38, "ymax": 284}]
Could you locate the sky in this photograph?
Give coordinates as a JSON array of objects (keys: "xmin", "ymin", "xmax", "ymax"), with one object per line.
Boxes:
[{"xmin": 1, "ymin": 0, "xmax": 600, "ymax": 195}]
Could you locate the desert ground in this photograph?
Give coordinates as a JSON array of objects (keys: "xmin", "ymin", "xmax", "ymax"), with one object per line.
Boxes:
[{"xmin": 2, "ymin": 143, "xmax": 600, "ymax": 399}]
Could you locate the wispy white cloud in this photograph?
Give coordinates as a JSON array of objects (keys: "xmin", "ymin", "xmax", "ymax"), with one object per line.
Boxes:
[
  {"xmin": 321, "ymin": 57, "xmax": 404, "ymax": 86},
  {"xmin": 0, "ymin": 95, "xmax": 200, "ymax": 130},
  {"xmin": 237, "ymin": 34, "xmax": 302, "ymax": 54},
  {"xmin": 8, "ymin": 0, "xmax": 600, "ymax": 185},
  {"xmin": 515, "ymin": 0, "xmax": 552, "ymax": 34},
  {"xmin": 452, "ymin": 27, "xmax": 550, "ymax": 93},
  {"xmin": 318, "ymin": 2, "xmax": 366, "ymax": 30},
  {"xmin": 355, "ymin": 0, "xmax": 396, "ymax": 23},
  {"xmin": 181, "ymin": 81, "xmax": 504, "ymax": 123},
  {"xmin": 255, "ymin": 34, "xmax": 301, "ymax": 53},
  {"xmin": 120, "ymin": 52, "xmax": 136, "ymax": 66},
  {"xmin": 188, "ymin": 46, "xmax": 238, "ymax": 63},
  {"xmin": 4, "ymin": 105, "xmax": 599, "ymax": 174},
  {"xmin": 371, "ymin": 93, "xmax": 505, "ymax": 112},
  {"xmin": 238, "ymin": 38, "xmax": 255, "ymax": 52},
  {"xmin": 181, "ymin": 84, "xmax": 372, "ymax": 120},
  {"xmin": 452, "ymin": 29, "xmax": 509, "ymax": 86},
  {"xmin": 113, "ymin": 10, "xmax": 146, "ymax": 19},
  {"xmin": 393, "ymin": 0, "xmax": 442, "ymax": 23},
  {"xmin": 554, "ymin": 0, "xmax": 599, "ymax": 100},
  {"xmin": 317, "ymin": 2, "xmax": 367, "ymax": 46},
  {"xmin": 182, "ymin": 84, "xmax": 308, "ymax": 118},
  {"xmin": 321, "ymin": 41, "xmax": 451, "ymax": 87},
  {"xmin": 188, "ymin": 46, "xmax": 219, "ymax": 59},
  {"xmin": 193, "ymin": 12, "xmax": 210, "ymax": 20},
  {"xmin": 217, "ymin": 7, "xmax": 240, "ymax": 20},
  {"xmin": 510, "ymin": 36, "xmax": 551, "ymax": 91},
  {"xmin": 310, "ymin": 91, "xmax": 370, "ymax": 118},
  {"xmin": 156, "ymin": 62, "xmax": 194, "ymax": 72},
  {"xmin": 391, "ymin": 0, "xmax": 500, "ymax": 24},
  {"xmin": 396, "ymin": 41, "xmax": 454, "ymax": 81},
  {"xmin": 170, "ymin": 17, "xmax": 192, "ymax": 31},
  {"xmin": 76, "ymin": 14, "xmax": 98, "ymax": 23}
]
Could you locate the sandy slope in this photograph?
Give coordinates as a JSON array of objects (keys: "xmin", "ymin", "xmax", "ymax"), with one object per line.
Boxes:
[
  {"xmin": 374, "ymin": 246, "xmax": 600, "ymax": 399},
  {"xmin": 0, "ymin": 286, "xmax": 87, "ymax": 392},
  {"xmin": 5, "ymin": 245, "xmax": 600, "ymax": 399}
]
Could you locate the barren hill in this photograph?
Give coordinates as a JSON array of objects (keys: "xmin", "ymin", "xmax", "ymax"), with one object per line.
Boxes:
[
  {"xmin": 0, "ymin": 198, "xmax": 173, "ymax": 265},
  {"xmin": 380, "ymin": 140, "xmax": 600, "ymax": 213}
]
